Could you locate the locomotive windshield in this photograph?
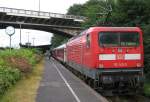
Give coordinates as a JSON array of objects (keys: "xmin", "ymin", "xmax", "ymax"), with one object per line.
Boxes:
[{"xmin": 99, "ymin": 32, "xmax": 140, "ymax": 47}]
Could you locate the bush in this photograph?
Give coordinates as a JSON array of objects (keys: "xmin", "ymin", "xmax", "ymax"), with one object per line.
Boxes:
[
  {"xmin": 0, "ymin": 48, "xmax": 42, "ymax": 95},
  {"xmin": 0, "ymin": 49, "xmax": 42, "ymax": 72},
  {"xmin": 142, "ymin": 25, "xmax": 150, "ymax": 80},
  {"xmin": 0, "ymin": 66, "xmax": 21, "ymax": 95},
  {"xmin": 6, "ymin": 56, "xmax": 32, "ymax": 73}
]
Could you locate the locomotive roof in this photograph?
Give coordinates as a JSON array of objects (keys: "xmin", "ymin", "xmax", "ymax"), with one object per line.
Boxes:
[{"xmin": 87, "ymin": 27, "xmax": 142, "ymax": 32}]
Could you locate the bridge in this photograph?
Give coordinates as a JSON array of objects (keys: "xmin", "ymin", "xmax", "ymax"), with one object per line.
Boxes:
[
  {"xmin": 0, "ymin": 7, "xmax": 87, "ymax": 36},
  {"xmin": 20, "ymin": 44, "xmax": 51, "ymax": 53}
]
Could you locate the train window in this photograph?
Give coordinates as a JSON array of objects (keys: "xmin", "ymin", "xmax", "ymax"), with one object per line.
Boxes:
[
  {"xmin": 86, "ymin": 34, "xmax": 90, "ymax": 48},
  {"xmin": 99, "ymin": 32, "xmax": 119, "ymax": 47},
  {"xmin": 99, "ymin": 32, "xmax": 140, "ymax": 47},
  {"xmin": 120, "ymin": 32, "xmax": 139, "ymax": 46}
]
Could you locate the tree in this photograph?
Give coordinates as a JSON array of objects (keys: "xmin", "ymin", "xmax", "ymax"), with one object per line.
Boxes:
[
  {"xmin": 67, "ymin": 4, "xmax": 84, "ymax": 16},
  {"xmin": 67, "ymin": 0, "xmax": 108, "ymax": 28},
  {"xmin": 111, "ymin": 0, "xmax": 148, "ymax": 26},
  {"xmin": 51, "ymin": 34, "xmax": 68, "ymax": 48}
]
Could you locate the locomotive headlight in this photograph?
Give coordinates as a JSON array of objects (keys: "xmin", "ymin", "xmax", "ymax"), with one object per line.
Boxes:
[
  {"xmin": 99, "ymin": 54, "xmax": 116, "ymax": 60},
  {"xmin": 125, "ymin": 54, "xmax": 141, "ymax": 60}
]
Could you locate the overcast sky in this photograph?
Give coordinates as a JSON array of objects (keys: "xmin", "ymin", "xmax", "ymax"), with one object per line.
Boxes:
[{"xmin": 0, "ymin": 0, "xmax": 88, "ymax": 47}]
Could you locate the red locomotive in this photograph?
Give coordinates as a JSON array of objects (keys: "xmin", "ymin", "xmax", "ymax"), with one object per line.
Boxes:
[{"xmin": 52, "ymin": 27, "xmax": 144, "ymax": 95}]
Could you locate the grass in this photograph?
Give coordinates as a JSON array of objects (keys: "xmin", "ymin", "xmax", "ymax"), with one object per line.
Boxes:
[{"xmin": 0, "ymin": 59, "xmax": 44, "ymax": 102}]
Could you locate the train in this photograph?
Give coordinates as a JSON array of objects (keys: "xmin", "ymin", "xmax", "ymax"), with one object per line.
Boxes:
[{"xmin": 52, "ymin": 27, "xmax": 144, "ymax": 95}]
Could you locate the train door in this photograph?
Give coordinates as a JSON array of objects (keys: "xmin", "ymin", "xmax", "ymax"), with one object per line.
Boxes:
[{"xmin": 82, "ymin": 33, "xmax": 92, "ymax": 67}]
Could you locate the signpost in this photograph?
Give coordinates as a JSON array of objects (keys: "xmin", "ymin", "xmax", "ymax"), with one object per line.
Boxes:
[{"xmin": 5, "ymin": 26, "xmax": 15, "ymax": 51}]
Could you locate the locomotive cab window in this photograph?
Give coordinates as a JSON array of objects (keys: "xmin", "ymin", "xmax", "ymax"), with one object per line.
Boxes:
[
  {"xmin": 99, "ymin": 32, "xmax": 118, "ymax": 47},
  {"xmin": 120, "ymin": 33, "xmax": 140, "ymax": 46},
  {"xmin": 99, "ymin": 32, "xmax": 140, "ymax": 47},
  {"xmin": 86, "ymin": 34, "xmax": 90, "ymax": 48}
]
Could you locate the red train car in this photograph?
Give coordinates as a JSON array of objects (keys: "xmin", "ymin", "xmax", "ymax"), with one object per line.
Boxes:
[
  {"xmin": 53, "ymin": 27, "xmax": 144, "ymax": 94},
  {"xmin": 52, "ymin": 44, "xmax": 66, "ymax": 62}
]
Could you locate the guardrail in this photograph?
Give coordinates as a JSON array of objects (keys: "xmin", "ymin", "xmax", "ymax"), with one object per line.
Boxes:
[{"xmin": 0, "ymin": 7, "xmax": 86, "ymax": 21}]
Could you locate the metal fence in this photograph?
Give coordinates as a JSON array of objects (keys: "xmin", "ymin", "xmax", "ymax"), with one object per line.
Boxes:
[{"xmin": 0, "ymin": 7, "xmax": 86, "ymax": 21}]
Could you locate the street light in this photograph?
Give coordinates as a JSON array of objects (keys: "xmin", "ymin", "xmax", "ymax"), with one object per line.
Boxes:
[{"xmin": 17, "ymin": 21, "xmax": 24, "ymax": 45}]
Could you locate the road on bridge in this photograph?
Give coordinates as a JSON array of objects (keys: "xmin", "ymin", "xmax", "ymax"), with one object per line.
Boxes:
[{"xmin": 36, "ymin": 57, "xmax": 108, "ymax": 102}]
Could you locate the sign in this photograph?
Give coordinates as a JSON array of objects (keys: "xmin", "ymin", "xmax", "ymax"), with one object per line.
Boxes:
[
  {"xmin": 5, "ymin": 26, "xmax": 15, "ymax": 36},
  {"xmin": 116, "ymin": 54, "xmax": 124, "ymax": 60}
]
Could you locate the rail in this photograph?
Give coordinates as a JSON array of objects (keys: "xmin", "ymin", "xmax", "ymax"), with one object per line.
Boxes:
[{"xmin": 0, "ymin": 7, "xmax": 86, "ymax": 21}]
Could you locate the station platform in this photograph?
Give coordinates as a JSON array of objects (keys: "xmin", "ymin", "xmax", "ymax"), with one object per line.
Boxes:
[{"xmin": 36, "ymin": 58, "xmax": 108, "ymax": 102}]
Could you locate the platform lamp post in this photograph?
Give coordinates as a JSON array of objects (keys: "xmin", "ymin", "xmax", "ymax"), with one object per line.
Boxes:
[
  {"xmin": 5, "ymin": 26, "xmax": 15, "ymax": 51},
  {"xmin": 32, "ymin": 37, "xmax": 35, "ymax": 46},
  {"xmin": 16, "ymin": 21, "xmax": 24, "ymax": 46},
  {"xmin": 26, "ymin": 32, "xmax": 31, "ymax": 48},
  {"xmin": 19, "ymin": 23, "xmax": 22, "ymax": 45}
]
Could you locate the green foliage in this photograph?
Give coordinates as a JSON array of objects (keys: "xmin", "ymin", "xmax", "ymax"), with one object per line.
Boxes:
[
  {"xmin": 67, "ymin": 0, "xmax": 150, "ymax": 27},
  {"xmin": 143, "ymin": 25, "xmax": 150, "ymax": 75},
  {"xmin": 51, "ymin": 34, "xmax": 68, "ymax": 48},
  {"xmin": 111, "ymin": 0, "xmax": 148, "ymax": 26},
  {"xmin": 0, "ymin": 49, "xmax": 42, "ymax": 96},
  {"xmin": 144, "ymin": 82, "xmax": 150, "ymax": 97},
  {"xmin": 0, "ymin": 49, "xmax": 40, "ymax": 66},
  {"xmin": 67, "ymin": 0, "xmax": 107, "ymax": 28},
  {"xmin": 67, "ymin": 4, "xmax": 84, "ymax": 16},
  {"xmin": 0, "ymin": 66, "xmax": 21, "ymax": 95}
]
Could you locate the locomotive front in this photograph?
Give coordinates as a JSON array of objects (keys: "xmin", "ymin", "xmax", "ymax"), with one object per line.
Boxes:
[{"xmin": 93, "ymin": 27, "xmax": 144, "ymax": 94}]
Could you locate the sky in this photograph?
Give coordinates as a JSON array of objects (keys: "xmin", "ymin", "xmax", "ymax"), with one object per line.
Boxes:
[{"xmin": 0, "ymin": 0, "xmax": 88, "ymax": 47}]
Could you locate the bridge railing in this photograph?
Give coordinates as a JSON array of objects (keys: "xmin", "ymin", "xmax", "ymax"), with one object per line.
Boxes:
[{"xmin": 0, "ymin": 7, "xmax": 86, "ymax": 21}]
